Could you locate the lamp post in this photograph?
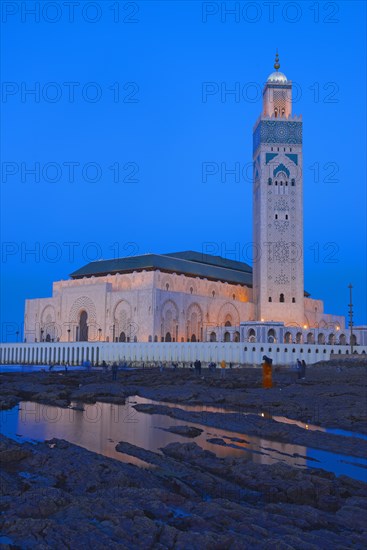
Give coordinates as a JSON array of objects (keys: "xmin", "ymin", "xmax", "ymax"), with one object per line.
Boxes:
[
  {"xmin": 67, "ymin": 329, "xmax": 71, "ymax": 342},
  {"xmin": 41, "ymin": 329, "xmax": 44, "ymax": 342},
  {"xmin": 348, "ymin": 283, "xmax": 354, "ymax": 354}
]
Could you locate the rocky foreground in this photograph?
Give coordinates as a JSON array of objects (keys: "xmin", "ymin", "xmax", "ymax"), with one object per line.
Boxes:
[{"xmin": 0, "ymin": 362, "xmax": 366, "ymax": 548}]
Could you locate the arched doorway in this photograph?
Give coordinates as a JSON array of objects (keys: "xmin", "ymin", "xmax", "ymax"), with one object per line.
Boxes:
[
  {"xmin": 210, "ymin": 332, "xmax": 216, "ymax": 342},
  {"xmin": 119, "ymin": 332, "xmax": 126, "ymax": 342},
  {"xmin": 78, "ymin": 311, "xmax": 88, "ymax": 342},
  {"xmin": 317, "ymin": 333, "xmax": 325, "ymax": 344},
  {"xmin": 45, "ymin": 333, "xmax": 51, "ymax": 342},
  {"xmin": 165, "ymin": 332, "xmax": 172, "ymax": 342},
  {"xmin": 296, "ymin": 332, "xmax": 302, "ymax": 344},
  {"xmin": 284, "ymin": 331, "xmax": 292, "ymax": 344},
  {"xmin": 248, "ymin": 329, "xmax": 256, "ymax": 343},
  {"xmin": 267, "ymin": 329, "xmax": 276, "ymax": 343},
  {"xmin": 234, "ymin": 331, "xmax": 240, "ymax": 342},
  {"xmin": 224, "ymin": 331, "xmax": 231, "ymax": 342}
]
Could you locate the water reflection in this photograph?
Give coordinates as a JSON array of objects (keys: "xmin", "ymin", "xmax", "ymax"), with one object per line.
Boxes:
[
  {"xmin": 0, "ymin": 364, "xmax": 86, "ymax": 374},
  {"xmin": 132, "ymin": 397, "xmax": 367, "ymax": 442},
  {"xmin": 0, "ymin": 400, "xmax": 366, "ymax": 481}
]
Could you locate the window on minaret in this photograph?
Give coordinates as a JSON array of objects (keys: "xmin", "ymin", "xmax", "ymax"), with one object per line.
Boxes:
[
  {"xmin": 285, "ymin": 214, "xmax": 288, "ymax": 220},
  {"xmin": 268, "ymin": 178, "xmax": 272, "ymax": 185},
  {"xmin": 274, "ymin": 108, "xmax": 278, "ymax": 117},
  {"xmin": 280, "ymin": 293, "xmax": 285, "ymax": 303},
  {"xmin": 292, "ymin": 297, "xmax": 296, "ymax": 303},
  {"xmin": 275, "ymin": 214, "xmax": 278, "ymax": 220},
  {"xmin": 291, "ymin": 179, "xmax": 295, "ymax": 186},
  {"xmin": 281, "ymin": 108, "xmax": 285, "ymax": 116},
  {"xmin": 268, "ymin": 297, "xmax": 272, "ymax": 302}
]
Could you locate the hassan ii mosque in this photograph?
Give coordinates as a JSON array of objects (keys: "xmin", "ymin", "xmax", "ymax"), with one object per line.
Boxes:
[{"xmin": 24, "ymin": 55, "xmax": 358, "ymax": 348}]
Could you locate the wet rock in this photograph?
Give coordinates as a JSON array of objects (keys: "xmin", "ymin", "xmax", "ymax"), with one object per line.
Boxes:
[
  {"xmin": 16, "ymin": 487, "xmax": 71, "ymax": 518},
  {"xmin": 207, "ymin": 437, "xmax": 227, "ymax": 446},
  {"xmin": 0, "ymin": 448, "xmax": 31, "ymax": 463},
  {"xmin": 163, "ymin": 425, "xmax": 203, "ymax": 438},
  {"xmin": 161, "ymin": 442, "xmax": 216, "ymax": 461},
  {"xmin": 0, "ymin": 367, "xmax": 367, "ymax": 548},
  {"xmin": 0, "ymin": 396, "xmax": 19, "ymax": 410}
]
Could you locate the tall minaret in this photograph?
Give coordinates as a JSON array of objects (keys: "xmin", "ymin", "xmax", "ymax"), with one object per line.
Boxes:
[{"xmin": 252, "ymin": 53, "xmax": 304, "ymax": 326}]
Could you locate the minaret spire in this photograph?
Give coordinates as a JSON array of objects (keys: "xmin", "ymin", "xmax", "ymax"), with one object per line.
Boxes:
[{"xmin": 274, "ymin": 50, "xmax": 280, "ymax": 71}]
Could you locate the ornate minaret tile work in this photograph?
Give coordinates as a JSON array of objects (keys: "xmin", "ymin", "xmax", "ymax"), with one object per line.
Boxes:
[{"xmin": 253, "ymin": 53, "xmax": 304, "ymax": 325}]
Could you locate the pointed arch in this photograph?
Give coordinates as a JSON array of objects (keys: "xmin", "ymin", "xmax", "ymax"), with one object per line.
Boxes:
[
  {"xmin": 186, "ymin": 302, "xmax": 203, "ymax": 342},
  {"xmin": 218, "ymin": 302, "xmax": 240, "ymax": 327},
  {"xmin": 161, "ymin": 299, "xmax": 179, "ymax": 341},
  {"xmin": 69, "ymin": 296, "xmax": 97, "ymax": 324},
  {"xmin": 41, "ymin": 305, "xmax": 57, "ymax": 341},
  {"xmin": 113, "ymin": 299, "xmax": 133, "ymax": 342}
]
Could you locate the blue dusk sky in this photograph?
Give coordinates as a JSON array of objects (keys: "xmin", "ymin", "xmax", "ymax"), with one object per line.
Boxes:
[{"xmin": 1, "ymin": 0, "xmax": 366, "ymax": 341}]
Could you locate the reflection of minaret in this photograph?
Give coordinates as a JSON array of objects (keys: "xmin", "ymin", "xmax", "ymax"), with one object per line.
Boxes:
[{"xmin": 253, "ymin": 53, "xmax": 304, "ymax": 326}]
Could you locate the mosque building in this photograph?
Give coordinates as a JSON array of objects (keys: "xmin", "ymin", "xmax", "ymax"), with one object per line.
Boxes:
[{"xmin": 24, "ymin": 55, "xmax": 350, "ymax": 347}]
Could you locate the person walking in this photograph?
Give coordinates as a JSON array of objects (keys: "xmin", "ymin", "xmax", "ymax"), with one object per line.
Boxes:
[
  {"xmin": 296, "ymin": 359, "xmax": 302, "ymax": 380},
  {"xmin": 301, "ymin": 359, "xmax": 307, "ymax": 379},
  {"xmin": 262, "ymin": 355, "xmax": 273, "ymax": 389},
  {"xmin": 220, "ymin": 359, "xmax": 226, "ymax": 379},
  {"xmin": 111, "ymin": 362, "xmax": 118, "ymax": 381},
  {"xmin": 194, "ymin": 359, "xmax": 200, "ymax": 376}
]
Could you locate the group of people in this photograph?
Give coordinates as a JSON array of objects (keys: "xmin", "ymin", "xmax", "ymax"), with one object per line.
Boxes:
[
  {"xmin": 77, "ymin": 358, "xmax": 307, "ymax": 383},
  {"xmin": 101, "ymin": 360, "xmax": 129, "ymax": 380},
  {"xmin": 192, "ymin": 360, "xmax": 229, "ymax": 378}
]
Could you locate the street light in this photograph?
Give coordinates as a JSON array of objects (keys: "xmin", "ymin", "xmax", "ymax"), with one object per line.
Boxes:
[
  {"xmin": 40, "ymin": 329, "xmax": 44, "ymax": 342},
  {"xmin": 348, "ymin": 283, "xmax": 354, "ymax": 354},
  {"xmin": 67, "ymin": 329, "xmax": 71, "ymax": 342}
]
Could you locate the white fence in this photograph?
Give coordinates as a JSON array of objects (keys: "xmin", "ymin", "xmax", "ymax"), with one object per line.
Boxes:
[{"xmin": 0, "ymin": 342, "xmax": 366, "ymax": 367}]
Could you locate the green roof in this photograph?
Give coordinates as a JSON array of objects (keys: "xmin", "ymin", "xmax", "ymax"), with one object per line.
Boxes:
[
  {"xmin": 69, "ymin": 250, "xmax": 310, "ymax": 296},
  {"xmin": 70, "ymin": 251, "xmax": 253, "ymax": 287}
]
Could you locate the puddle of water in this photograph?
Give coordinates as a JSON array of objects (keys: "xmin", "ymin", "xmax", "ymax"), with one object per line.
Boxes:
[
  {"xmin": 132, "ymin": 396, "xmax": 367, "ymax": 442},
  {"xmin": 0, "ymin": 364, "xmax": 87, "ymax": 374},
  {"xmin": 0, "ymin": 400, "xmax": 366, "ymax": 482},
  {"xmin": 3, "ymin": 366, "xmax": 365, "ymax": 442}
]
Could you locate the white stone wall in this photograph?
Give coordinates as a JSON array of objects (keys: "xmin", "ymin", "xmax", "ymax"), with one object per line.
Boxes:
[{"xmin": 1, "ymin": 341, "xmax": 366, "ymax": 367}]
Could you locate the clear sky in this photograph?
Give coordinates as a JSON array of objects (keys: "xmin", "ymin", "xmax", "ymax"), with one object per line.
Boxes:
[{"xmin": 1, "ymin": 0, "xmax": 366, "ymax": 341}]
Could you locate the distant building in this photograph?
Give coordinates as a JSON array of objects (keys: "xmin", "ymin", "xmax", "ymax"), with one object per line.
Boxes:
[{"xmin": 24, "ymin": 55, "xmax": 350, "ymax": 345}]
